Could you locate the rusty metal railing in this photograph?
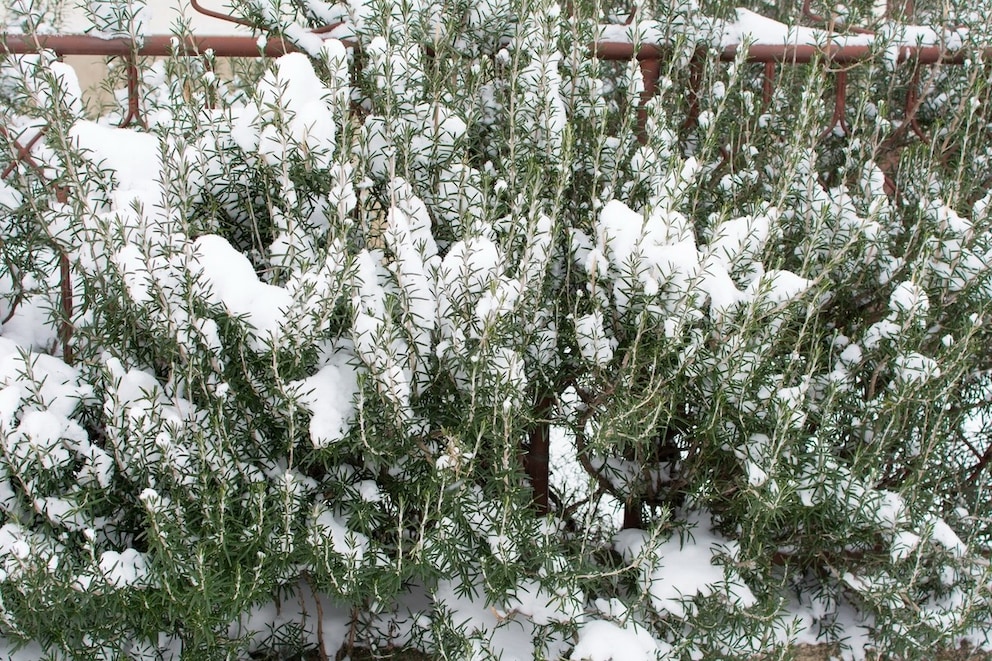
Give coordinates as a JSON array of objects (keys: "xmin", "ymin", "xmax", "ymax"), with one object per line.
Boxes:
[
  {"xmin": 3, "ymin": 34, "xmax": 988, "ymax": 138},
  {"xmin": 2, "ymin": 2, "xmax": 991, "ymax": 522}
]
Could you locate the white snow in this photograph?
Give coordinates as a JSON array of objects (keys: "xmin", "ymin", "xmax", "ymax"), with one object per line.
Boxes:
[
  {"xmin": 229, "ymin": 578, "xmax": 350, "ymax": 658},
  {"xmin": 98, "ymin": 548, "xmax": 149, "ymax": 588},
  {"xmin": 891, "ymin": 531, "xmax": 921, "ymax": 562},
  {"xmin": 718, "ymin": 8, "xmax": 851, "ymax": 48},
  {"xmin": 889, "ymin": 281, "xmax": 929, "ymax": 317},
  {"xmin": 257, "ymin": 52, "xmax": 339, "ymax": 168},
  {"xmin": 613, "ymin": 514, "xmax": 757, "ymax": 619},
  {"xmin": 291, "ymin": 348, "xmax": 361, "ymax": 448},
  {"xmin": 596, "ymin": 7, "xmax": 963, "ymax": 54},
  {"xmin": 310, "ymin": 507, "xmax": 369, "ymax": 562},
  {"xmin": 0, "ymin": 522, "xmax": 62, "ymax": 582},
  {"xmin": 575, "ymin": 311, "xmax": 616, "ymax": 366},
  {"xmin": 893, "ymin": 352, "xmax": 941, "ymax": 384},
  {"xmin": 9, "ymin": 409, "xmax": 78, "ymax": 470},
  {"xmin": 0, "ymin": 339, "xmax": 92, "ymax": 419},
  {"xmin": 839, "ymin": 343, "xmax": 863, "ymax": 366},
  {"xmin": 747, "ymin": 269, "xmax": 813, "ymax": 305},
  {"xmin": 190, "ymin": 234, "xmax": 293, "ymax": 351},
  {"xmin": 863, "ymin": 319, "xmax": 900, "ymax": 349},
  {"xmin": 70, "ymin": 121, "xmax": 161, "ymax": 197},
  {"xmin": 706, "ymin": 211, "xmax": 772, "ymax": 273},
  {"xmin": 504, "ymin": 579, "xmax": 583, "ymax": 626},
  {"xmin": 0, "ymin": 179, "xmax": 23, "ymax": 210},
  {"xmin": 570, "ymin": 619, "xmax": 664, "ymax": 661},
  {"xmin": 928, "ymin": 517, "xmax": 967, "ymax": 556},
  {"xmin": 112, "ymin": 243, "xmax": 154, "ymax": 305},
  {"xmin": 432, "ymin": 578, "xmax": 572, "ymax": 660}
]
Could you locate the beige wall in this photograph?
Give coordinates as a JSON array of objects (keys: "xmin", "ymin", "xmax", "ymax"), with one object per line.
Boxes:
[
  {"xmin": 67, "ymin": 55, "xmax": 244, "ymax": 117},
  {"xmin": 63, "ymin": 56, "xmax": 113, "ymax": 113}
]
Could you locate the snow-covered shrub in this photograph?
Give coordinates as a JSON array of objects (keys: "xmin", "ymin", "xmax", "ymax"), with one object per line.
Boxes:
[{"xmin": 1, "ymin": 0, "xmax": 992, "ymax": 658}]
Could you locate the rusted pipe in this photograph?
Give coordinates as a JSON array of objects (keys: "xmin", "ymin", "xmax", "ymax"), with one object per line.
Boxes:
[
  {"xmin": 311, "ymin": 22, "xmax": 346, "ymax": 35},
  {"xmin": 591, "ymin": 41, "xmax": 667, "ymax": 61},
  {"xmin": 0, "ymin": 34, "xmax": 329, "ymax": 57},
  {"xmin": 897, "ymin": 65, "xmax": 928, "ymax": 142},
  {"xmin": 682, "ymin": 49, "xmax": 706, "ymax": 131},
  {"xmin": 721, "ymin": 42, "xmax": 988, "ymax": 64},
  {"xmin": 188, "ymin": 0, "xmax": 344, "ymax": 35},
  {"xmin": 4, "ymin": 34, "xmax": 986, "ymax": 65},
  {"xmin": 636, "ymin": 56, "xmax": 660, "ymax": 143},
  {"xmin": 119, "ymin": 52, "xmax": 146, "ymax": 128},
  {"xmin": 1, "ymin": 128, "xmax": 75, "ymax": 364},
  {"xmin": 189, "ymin": 0, "xmax": 257, "ymax": 29},
  {"xmin": 762, "ymin": 61, "xmax": 776, "ymax": 107},
  {"xmin": 0, "ymin": 127, "xmax": 47, "ymax": 180},
  {"xmin": 821, "ymin": 69, "xmax": 849, "ymax": 138},
  {"xmin": 592, "ymin": 40, "xmax": 991, "ymax": 65}
]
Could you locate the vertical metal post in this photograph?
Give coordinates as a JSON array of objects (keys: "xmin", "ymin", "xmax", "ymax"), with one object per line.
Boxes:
[
  {"xmin": 119, "ymin": 52, "xmax": 146, "ymax": 128},
  {"xmin": 683, "ymin": 49, "xmax": 706, "ymax": 132},
  {"xmin": 762, "ymin": 61, "xmax": 776, "ymax": 108},
  {"xmin": 636, "ymin": 55, "xmax": 661, "ymax": 144}
]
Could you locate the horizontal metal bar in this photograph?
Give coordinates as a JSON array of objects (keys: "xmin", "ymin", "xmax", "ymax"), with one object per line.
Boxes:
[
  {"xmin": 2, "ymin": 33, "xmax": 989, "ymax": 66},
  {"xmin": 721, "ymin": 42, "xmax": 990, "ymax": 64},
  {"xmin": 593, "ymin": 40, "xmax": 992, "ymax": 64},
  {"xmin": 0, "ymin": 34, "xmax": 312, "ymax": 57}
]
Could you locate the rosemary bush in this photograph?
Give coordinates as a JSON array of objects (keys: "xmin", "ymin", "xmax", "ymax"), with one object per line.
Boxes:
[{"xmin": 1, "ymin": 0, "xmax": 992, "ymax": 658}]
